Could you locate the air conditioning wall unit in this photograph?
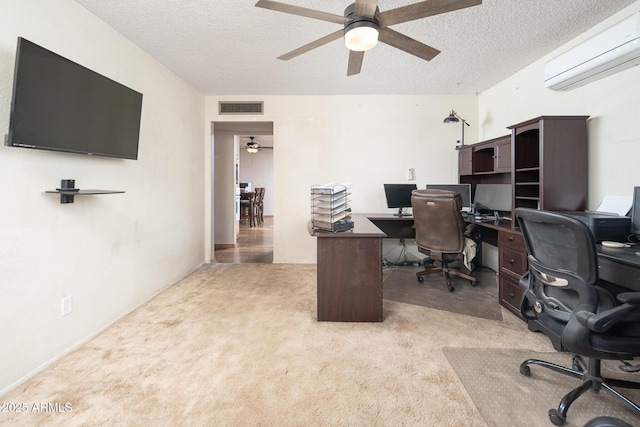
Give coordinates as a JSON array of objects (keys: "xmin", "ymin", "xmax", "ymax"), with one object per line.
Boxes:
[{"xmin": 544, "ymin": 12, "xmax": 640, "ymax": 91}]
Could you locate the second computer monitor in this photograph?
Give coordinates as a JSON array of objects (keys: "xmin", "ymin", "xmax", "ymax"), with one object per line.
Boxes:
[
  {"xmin": 473, "ymin": 183, "xmax": 512, "ymax": 213},
  {"xmin": 425, "ymin": 184, "xmax": 472, "ymax": 213}
]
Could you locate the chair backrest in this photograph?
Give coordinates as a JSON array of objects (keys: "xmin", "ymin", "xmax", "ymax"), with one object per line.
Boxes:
[
  {"xmin": 515, "ymin": 208, "xmax": 598, "ymax": 285},
  {"xmin": 515, "ymin": 208, "xmax": 605, "ymax": 348},
  {"xmin": 255, "ymin": 187, "xmax": 265, "ymax": 204},
  {"xmin": 411, "ymin": 189, "xmax": 465, "ymax": 253},
  {"xmin": 240, "ymin": 191, "xmax": 255, "ymax": 202},
  {"xmin": 516, "ymin": 208, "xmax": 598, "ymax": 286}
]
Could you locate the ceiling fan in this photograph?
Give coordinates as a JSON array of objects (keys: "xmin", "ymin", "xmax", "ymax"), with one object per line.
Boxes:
[
  {"xmin": 255, "ymin": 0, "xmax": 482, "ymax": 76},
  {"xmin": 246, "ymin": 136, "xmax": 273, "ymax": 153}
]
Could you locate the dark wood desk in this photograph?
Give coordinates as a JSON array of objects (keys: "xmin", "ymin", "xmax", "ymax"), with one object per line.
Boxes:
[
  {"xmin": 366, "ymin": 213, "xmax": 640, "ymax": 300},
  {"xmin": 315, "ymin": 214, "xmax": 386, "ymax": 322},
  {"xmin": 366, "ymin": 213, "xmax": 415, "ymax": 239},
  {"xmin": 314, "ymin": 214, "xmax": 640, "ymax": 323},
  {"xmin": 366, "ymin": 213, "xmax": 514, "ymax": 238},
  {"xmin": 597, "ymin": 244, "xmax": 640, "ymax": 291}
]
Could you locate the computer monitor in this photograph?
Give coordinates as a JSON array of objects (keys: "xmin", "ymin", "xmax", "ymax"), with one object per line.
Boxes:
[
  {"xmin": 473, "ymin": 183, "xmax": 512, "ymax": 214},
  {"xmin": 384, "ymin": 183, "xmax": 417, "ymax": 216},
  {"xmin": 631, "ymin": 186, "xmax": 640, "ymax": 236},
  {"xmin": 426, "ymin": 184, "xmax": 472, "ymax": 213}
]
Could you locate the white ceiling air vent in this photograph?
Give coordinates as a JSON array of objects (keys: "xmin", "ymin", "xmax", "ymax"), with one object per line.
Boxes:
[
  {"xmin": 544, "ymin": 12, "xmax": 640, "ymax": 91},
  {"xmin": 219, "ymin": 101, "xmax": 264, "ymax": 115}
]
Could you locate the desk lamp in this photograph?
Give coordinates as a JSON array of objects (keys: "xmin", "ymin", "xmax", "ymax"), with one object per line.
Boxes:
[{"xmin": 444, "ymin": 110, "xmax": 470, "ymax": 147}]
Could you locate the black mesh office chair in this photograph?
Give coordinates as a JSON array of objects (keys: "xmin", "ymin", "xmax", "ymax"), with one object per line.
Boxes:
[
  {"xmin": 411, "ymin": 189, "xmax": 477, "ymax": 292},
  {"xmin": 515, "ymin": 208, "xmax": 640, "ymax": 426}
]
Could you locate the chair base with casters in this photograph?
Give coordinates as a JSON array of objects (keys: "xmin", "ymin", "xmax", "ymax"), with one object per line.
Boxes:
[
  {"xmin": 520, "ymin": 355, "xmax": 640, "ymax": 426},
  {"xmin": 415, "ymin": 252, "xmax": 478, "ymax": 292}
]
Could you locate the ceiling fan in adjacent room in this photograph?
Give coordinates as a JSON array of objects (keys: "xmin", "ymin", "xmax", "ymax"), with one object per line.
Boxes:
[
  {"xmin": 246, "ymin": 136, "xmax": 273, "ymax": 153},
  {"xmin": 255, "ymin": 0, "xmax": 482, "ymax": 76}
]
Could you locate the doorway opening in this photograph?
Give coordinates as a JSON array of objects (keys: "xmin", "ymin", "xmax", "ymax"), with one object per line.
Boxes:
[{"xmin": 212, "ymin": 121, "xmax": 274, "ymax": 263}]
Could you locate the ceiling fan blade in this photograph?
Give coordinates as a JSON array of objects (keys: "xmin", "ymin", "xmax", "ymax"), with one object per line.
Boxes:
[
  {"xmin": 255, "ymin": 0, "xmax": 349, "ymax": 25},
  {"xmin": 354, "ymin": 0, "xmax": 379, "ymax": 19},
  {"xmin": 277, "ymin": 30, "xmax": 343, "ymax": 61},
  {"xmin": 378, "ymin": 28, "xmax": 440, "ymax": 61},
  {"xmin": 377, "ymin": 0, "xmax": 482, "ymax": 28},
  {"xmin": 347, "ymin": 50, "xmax": 365, "ymax": 76}
]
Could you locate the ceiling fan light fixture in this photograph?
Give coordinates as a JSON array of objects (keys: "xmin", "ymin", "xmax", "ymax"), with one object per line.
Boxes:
[
  {"xmin": 344, "ymin": 23, "xmax": 379, "ymax": 51},
  {"xmin": 257, "ymin": 0, "xmax": 483, "ymax": 76},
  {"xmin": 247, "ymin": 136, "xmax": 259, "ymax": 153}
]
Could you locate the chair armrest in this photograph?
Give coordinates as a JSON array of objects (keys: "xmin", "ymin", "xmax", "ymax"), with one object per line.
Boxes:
[
  {"xmin": 616, "ymin": 292, "xmax": 640, "ymax": 304},
  {"xmin": 575, "ymin": 303, "xmax": 640, "ymax": 333}
]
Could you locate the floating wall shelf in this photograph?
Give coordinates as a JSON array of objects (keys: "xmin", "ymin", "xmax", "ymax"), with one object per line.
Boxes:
[{"xmin": 46, "ymin": 180, "xmax": 124, "ymax": 204}]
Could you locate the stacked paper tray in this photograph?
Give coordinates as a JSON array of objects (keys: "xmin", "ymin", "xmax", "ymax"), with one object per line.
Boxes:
[{"xmin": 311, "ymin": 182, "xmax": 353, "ymax": 232}]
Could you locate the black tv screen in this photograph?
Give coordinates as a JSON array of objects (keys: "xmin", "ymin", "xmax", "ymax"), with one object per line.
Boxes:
[{"xmin": 6, "ymin": 38, "xmax": 143, "ymax": 160}]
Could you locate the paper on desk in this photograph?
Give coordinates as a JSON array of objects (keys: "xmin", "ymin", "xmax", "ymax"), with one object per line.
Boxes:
[{"xmin": 595, "ymin": 195, "xmax": 633, "ymax": 216}]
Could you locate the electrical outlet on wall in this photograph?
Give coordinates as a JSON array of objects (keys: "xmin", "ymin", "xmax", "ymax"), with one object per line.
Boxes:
[
  {"xmin": 61, "ymin": 295, "xmax": 73, "ymax": 316},
  {"xmin": 407, "ymin": 168, "xmax": 414, "ymax": 181}
]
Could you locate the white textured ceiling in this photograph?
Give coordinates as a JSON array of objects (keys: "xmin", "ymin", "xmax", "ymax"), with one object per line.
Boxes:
[{"xmin": 73, "ymin": 0, "xmax": 636, "ymax": 95}]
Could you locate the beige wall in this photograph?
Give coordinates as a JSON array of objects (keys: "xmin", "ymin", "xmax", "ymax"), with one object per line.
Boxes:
[
  {"xmin": 0, "ymin": 0, "xmax": 206, "ymax": 394},
  {"xmin": 206, "ymin": 95, "xmax": 478, "ymax": 263},
  {"xmin": 479, "ymin": 2, "xmax": 640, "ymax": 209}
]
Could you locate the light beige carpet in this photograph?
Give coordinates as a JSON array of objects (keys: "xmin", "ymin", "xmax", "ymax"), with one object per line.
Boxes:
[
  {"xmin": 444, "ymin": 348, "xmax": 640, "ymax": 427},
  {"xmin": 0, "ymin": 264, "xmax": 564, "ymax": 426}
]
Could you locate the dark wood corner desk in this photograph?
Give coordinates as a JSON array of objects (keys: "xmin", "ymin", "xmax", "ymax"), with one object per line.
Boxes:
[
  {"xmin": 367, "ymin": 212, "xmax": 514, "ymax": 263},
  {"xmin": 369, "ymin": 212, "xmax": 640, "ymax": 286},
  {"xmin": 314, "ymin": 213, "xmax": 640, "ymax": 323}
]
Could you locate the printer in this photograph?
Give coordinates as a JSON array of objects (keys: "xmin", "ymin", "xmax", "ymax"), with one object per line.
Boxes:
[{"xmin": 560, "ymin": 211, "xmax": 631, "ymax": 243}]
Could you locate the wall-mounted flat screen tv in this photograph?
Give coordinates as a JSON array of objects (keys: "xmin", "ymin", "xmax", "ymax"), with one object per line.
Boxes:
[{"xmin": 6, "ymin": 37, "xmax": 143, "ymax": 160}]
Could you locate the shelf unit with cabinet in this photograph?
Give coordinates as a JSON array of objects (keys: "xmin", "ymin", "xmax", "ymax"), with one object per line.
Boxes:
[
  {"xmin": 458, "ymin": 115, "xmax": 589, "ymax": 318},
  {"xmin": 510, "ymin": 116, "xmax": 589, "ymax": 213}
]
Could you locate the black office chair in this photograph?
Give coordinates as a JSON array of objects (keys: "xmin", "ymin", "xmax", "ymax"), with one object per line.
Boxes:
[
  {"xmin": 515, "ymin": 208, "xmax": 640, "ymax": 426},
  {"xmin": 411, "ymin": 189, "xmax": 477, "ymax": 292}
]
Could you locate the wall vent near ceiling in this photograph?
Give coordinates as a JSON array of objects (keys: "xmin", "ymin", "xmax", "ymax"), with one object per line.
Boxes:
[{"xmin": 219, "ymin": 101, "xmax": 264, "ymax": 115}]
